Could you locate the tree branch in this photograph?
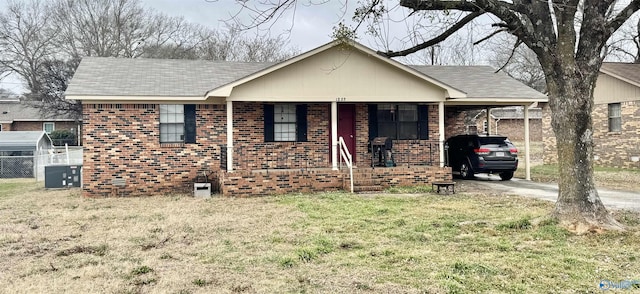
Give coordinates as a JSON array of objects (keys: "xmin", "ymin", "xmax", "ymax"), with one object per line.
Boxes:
[
  {"xmin": 495, "ymin": 39, "xmax": 523, "ymax": 73},
  {"xmin": 605, "ymin": 0, "xmax": 640, "ymax": 34},
  {"xmin": 377, "ymin": 11, "xmax": 483, "ymax": 57},
  {"xmin": 473, "ymin": 28, "xmax": 508, "ymax": 45}
]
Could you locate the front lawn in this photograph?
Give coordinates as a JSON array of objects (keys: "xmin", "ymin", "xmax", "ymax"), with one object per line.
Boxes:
[{"xmin": 1, "ymin": 179, "xmax": 639, "ymax": 293}]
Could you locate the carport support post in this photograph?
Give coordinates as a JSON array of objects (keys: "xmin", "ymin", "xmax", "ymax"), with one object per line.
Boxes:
[
  {"xmin": 524, "ymin": 104, "xmax": 531, "ymax": 180},
  {"xmin": 439, "ymin": 101, "xmax": 445, "ymax": 167},
  {"xmin": 331, "ymin": 101, "xmax": 338, "ymax": 170},
  {"xmin": 486, "ymin": 107, "xmax": 491, "ymax": 135},
  {"xmin": 226, "ymin": 100, "xmax": 234, "ymax": 172}
]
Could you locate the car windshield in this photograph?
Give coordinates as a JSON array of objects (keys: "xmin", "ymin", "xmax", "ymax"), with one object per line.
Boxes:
[{"xmin": 478, "ymin": 137, "xmax": 508, "ymax": 145}]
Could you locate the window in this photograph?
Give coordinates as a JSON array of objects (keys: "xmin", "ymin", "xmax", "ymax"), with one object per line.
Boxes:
[
  {"xmin": 264, "ymin": 104, "xmax": 307, "ymax": 142},
  {"xmin": 608, "ymin": 103, "xmax": 621, "ymax": 132},
  {"xmin": 369, "ymin": 104, "xmax": 428, "ymax": 140},
  {"xmin": 160, "ymin": 104, "xmax": 196, "ymax": 143},
  {"xmin": 43, "ymin": 122, "xmax": 55, "ymax": 134},
  {"xmin": 483, "ymin": 121, "xmax": 488, "ymax": 134},
  {"xmin": 274, "ymin": 104, "xmax": 297, "ymax": 141}
]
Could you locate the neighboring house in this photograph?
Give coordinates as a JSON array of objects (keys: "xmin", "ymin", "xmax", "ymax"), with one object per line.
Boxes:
[
  {"xmin": 467, "ymin": 107, "xmax": 543, "ymax": 141},
  {"xmin": 543, "ymin": 62, "xmax": 640, "ymax": 168},
  {"xmin": 66, "ymin": 40, "xmax": 547, "ymax": 197},
  {"xmin": 0, "ymin": 97, "xmax": 81, "ymax": 146}
]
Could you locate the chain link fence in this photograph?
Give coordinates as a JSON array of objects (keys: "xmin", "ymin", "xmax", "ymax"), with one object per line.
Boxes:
[{"xmin": 0, "ymin": 149, "xmax": 83, "ymax": 181}]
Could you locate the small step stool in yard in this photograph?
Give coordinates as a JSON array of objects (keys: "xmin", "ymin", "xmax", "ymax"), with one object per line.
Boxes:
[{"xmin": 432, "ymin": 181, "xmax": 456, "ymax": 194}]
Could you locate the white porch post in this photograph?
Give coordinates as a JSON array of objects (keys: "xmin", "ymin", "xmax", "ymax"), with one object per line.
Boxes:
[
  {"xmin": 439, "ymin": 101, "xmax": 445, "ymax": 167},
  {"xmin": 524, "ymin": 104, "xmax": 531, "ymax": 180},
  {"xmin": 486, "ymin": 107, "xmax": 491, "ymax": 135},
  {"xmin": 226, "ymin": 100, "xmax": 234, "ymax": 172},
  {"xmin": 331, "ymin": 101, "xmax": 338, "ymax": 170}
]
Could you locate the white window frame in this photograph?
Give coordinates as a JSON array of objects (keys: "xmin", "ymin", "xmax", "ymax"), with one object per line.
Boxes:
[
  {"xmin": 159, "ymin": 105, "xmax": 185, "ymax": 143},
  {"xmin": 43, "ymin": 122, "xmax": 55, "ymax": 134},
  {"xmin": 274, "ymin": 104, "xmax": 296, "ymax": 142}
]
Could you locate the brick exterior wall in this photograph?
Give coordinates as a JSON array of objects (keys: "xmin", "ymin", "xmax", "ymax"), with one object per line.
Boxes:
[
  {"xmin": 493, "ymin": 119, "xmax": 542, "ymax": 141},
  {"xmin": 219, "ymin": 166, "xmax": 452, "ymax": 197},
  {"xmin": 445, "ymin": 108, "xmax": 467, "ymax": 139},
  {"xmin": 542, "ymin": 100, "xmax": 640, "ymax": 169},
  {"xmin": 82, "ymin": 102, "xmax": 447, "ymax": 197},
  {"xmin": 0, "ymin": 123, "xmax": 11, "ymax": 131},
  {"xmin": 220, "ymin": 169, "xmax": 344, "ymax": 197},
  {"xmin": 233, "ymin": 103, "xmax": 331, "ymax": 170},
  {"xmin": 82, "ymin": 104, "xmax": 226, "ymax": 197}
]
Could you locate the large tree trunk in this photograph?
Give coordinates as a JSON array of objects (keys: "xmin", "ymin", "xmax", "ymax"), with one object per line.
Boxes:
[{"xmin": 547, "ymin": 68, "xmax": 624, "ymax": 233}]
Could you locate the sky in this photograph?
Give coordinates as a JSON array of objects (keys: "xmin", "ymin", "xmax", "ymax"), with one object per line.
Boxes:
[
  {"xmin": 0, "ymin": 0, "xmax": 364, "ymax": 93},
  {"xmin": 140, "ymin": 0, "xmax": 367, "ymax": 52},
  {"xmin": 0, "ymin": 0, "xmax": 514, "ymax": 93}
]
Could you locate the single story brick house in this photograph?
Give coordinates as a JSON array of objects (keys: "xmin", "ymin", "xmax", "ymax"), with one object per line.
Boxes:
[
  {"xmin": 0, "ymin": 97, "xmax": 81, "ymax": 145},
  {"xmin": 66, "ymin": 40, "xmax": 547, "ymax": 197},
  {"xmin": 543, "ymin": 62, "xmax": 640, "ymax": 168}
]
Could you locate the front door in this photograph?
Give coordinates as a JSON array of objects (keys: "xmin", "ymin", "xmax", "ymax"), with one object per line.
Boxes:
[{"xmin": 338, "ymin": 104, "xmax": 357, "ymax": 163}]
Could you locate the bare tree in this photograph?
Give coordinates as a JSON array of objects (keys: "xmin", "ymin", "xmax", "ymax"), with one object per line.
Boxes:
[
  {"xmin": 489, "ymin": 35, "xmax": 546, "ymax": 92},
  {"xmin": 1, "ymin": 0, "xmax": 297, "ymax": 119},
  {"xmin": 0, "ymin": 0, "xmax": 57, "ymax": 98},
  {"xmin": 221, "ymin": 0, "xmax": 640, "ymax": 232},
  {"xmin": 605, "ymin": 14, "xmax": 640, "ymax": 62},
  {"xmin": 50, "ymin": 0, "xmax": 151, "ymax": 58}
]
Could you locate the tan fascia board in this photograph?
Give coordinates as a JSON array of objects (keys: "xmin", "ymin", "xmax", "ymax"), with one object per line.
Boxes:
[
  {"xmin": 66, "ymin": 95, "xmax": 207, "ymax": 101},
  {"xmin": 205, "ymin": 40, "xmax": 468, "ymax": 99},
  {"xmin": 599, "ymin": 69, "xmax": 640, "ymax": 89}
]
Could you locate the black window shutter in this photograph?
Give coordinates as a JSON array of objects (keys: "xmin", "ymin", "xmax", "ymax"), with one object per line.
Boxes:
[
  {"xmin": 418, "ymin": 104, "xmax": 429, "ymax": 140},
  {"xmin": 368, "ymin": 104, "xmax": 378, "ymax": 141},
  {"xmin": 264, "ymin": 104, "xmax": 274, "ymax": 142},
  {"xmin": 296, "ymin": 104, "xmax": 307, "ymax": 142},
  {"xmin": 184, "ymin": 104, "xmax": 196, "ymax": 143}
]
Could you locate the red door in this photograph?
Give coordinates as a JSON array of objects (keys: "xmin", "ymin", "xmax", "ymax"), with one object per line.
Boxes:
[{"xmin": 338, "ymin": 104, "xmax": 357, "ymax": 163}]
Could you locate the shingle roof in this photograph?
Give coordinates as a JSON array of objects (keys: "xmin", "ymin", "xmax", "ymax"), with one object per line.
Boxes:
[
  {"xmin": 409, "ymin": 65, "xmax": 547, "ymax": 99},
  {"xmin": 601, "ymin": 62, "xmax": 640, "ymax": 87},
  {"xmin": 0, "ymin": 100, "xmax": 74, "ymax": 123},
  {"xmin": 66, "ymin": 51, "xmax": 545, "ymax": 100},
  {"xmin": 66, "ymin": 57, "xmax": 274, "ymax": 97}
]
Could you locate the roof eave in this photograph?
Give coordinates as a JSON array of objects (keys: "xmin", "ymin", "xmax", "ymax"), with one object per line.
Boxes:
[
  {"xmin": 66, "ymin": 95, "xmax": 207, "ymax": 101},
  {"xmin": 599, "ymin": 68, "xmax": 640, "ymax": 88}
]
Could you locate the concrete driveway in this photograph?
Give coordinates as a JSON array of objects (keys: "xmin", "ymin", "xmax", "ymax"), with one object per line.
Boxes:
[{"xmin": 457, "ymin": 175, "xmax": 640, "ymax": 211}]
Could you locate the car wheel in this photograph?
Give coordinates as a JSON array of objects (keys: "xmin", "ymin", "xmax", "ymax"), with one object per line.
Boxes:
[
  {"xmin": 460, "ymin": 162, "xmax": 474, "ymax": 179},
  {"xmin": 500, "ymin": 171, "xmax": 514, "ymax": 181}
]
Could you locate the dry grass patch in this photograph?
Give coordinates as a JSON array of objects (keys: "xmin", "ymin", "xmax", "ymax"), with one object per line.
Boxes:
[
  {"xmin": 517, "ymin": 164, "xmax": 640, "ymax": 192},
  {"xmin": 1, "ymin": 179, "xmax": 639, "ymax": 293}
]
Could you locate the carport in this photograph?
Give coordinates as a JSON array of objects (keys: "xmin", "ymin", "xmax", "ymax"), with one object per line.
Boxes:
[
  {"xmin": 412, "ymin": 66, "xmax": 548, "ymax": 180},
  {"xmin": 0, "ymin": 131, "xmax": 54, "ymax": 178}
]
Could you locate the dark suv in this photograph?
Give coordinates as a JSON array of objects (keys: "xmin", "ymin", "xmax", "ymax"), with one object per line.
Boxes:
[{"xmin": 445, "ymin": 135, "xmax": 518, "ymax": 180}]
